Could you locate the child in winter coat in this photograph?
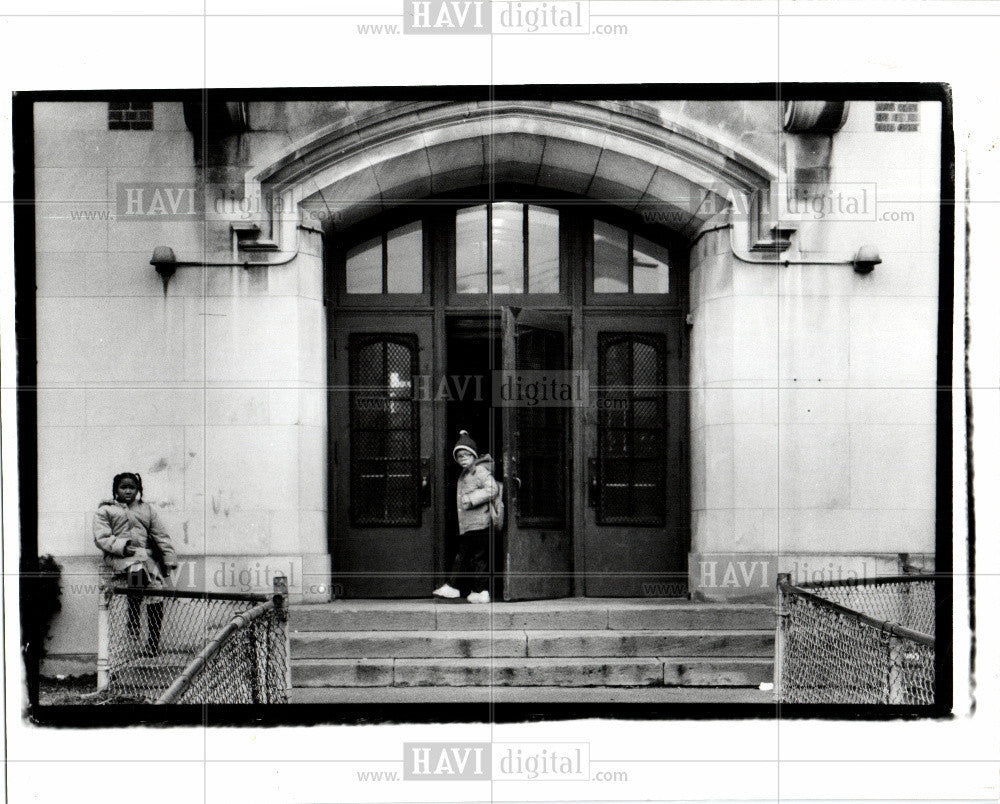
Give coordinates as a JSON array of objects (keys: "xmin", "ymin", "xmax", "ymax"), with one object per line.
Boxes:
[
  {"xmin": 93, "ymin": 472, "xmax": 179, "ymax": 654},
  {"xmin": 433, "ymin": 430, "xmax": 500, "ymax": 604}
]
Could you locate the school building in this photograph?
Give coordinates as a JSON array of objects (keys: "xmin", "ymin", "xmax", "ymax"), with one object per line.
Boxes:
[{"xmin": 26, "ymin": 93, "xmax": 947, "ymax": 687}]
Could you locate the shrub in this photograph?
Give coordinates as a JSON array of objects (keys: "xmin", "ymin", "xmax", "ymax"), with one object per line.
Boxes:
[{"xmin": 24, "ymin": 554, "xmax": 63, "ymax": 672}]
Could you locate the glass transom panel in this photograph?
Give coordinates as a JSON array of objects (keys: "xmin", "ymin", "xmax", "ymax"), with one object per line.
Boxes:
[
  {"xmin": 346, "ymin": 222, "xmax": 423, "ymax": 294},
  {"xmin": 594, "ymin": 220, "xmax": 671, "ymax": 294},
  {"xmin": 456, "ymin": 202, "xmax": 560, "ymax": 294}
]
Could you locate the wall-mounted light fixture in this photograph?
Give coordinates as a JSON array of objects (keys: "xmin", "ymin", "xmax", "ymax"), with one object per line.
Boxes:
[
  {"xmin": 149, "ymin": 244, "xmax": 299, "ymax": 290},
  {"xmin": 150, "ymin": 246, "xmax": 180, "ymax": 281},
  {"xmin": 853, "ymin": 244, "xmax": 882, "ymax": 274},
  {"xmin": 728, "ymin": 221, "xmax": 882, "ymax": 276}
]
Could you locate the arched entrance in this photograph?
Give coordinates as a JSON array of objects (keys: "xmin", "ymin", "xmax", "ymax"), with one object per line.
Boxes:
[
  {"xmin": 325, "ymin": 187, "xmax": 687, "ymax": 600},
  {"xmin": 252, "ymin": 101, "xmax": 780, "ymax": 600}
]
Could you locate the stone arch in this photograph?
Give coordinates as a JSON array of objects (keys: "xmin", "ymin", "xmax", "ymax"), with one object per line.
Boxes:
[{"xmin": 252, "ymin": 100, "xmax": 780, "ymax": 247}]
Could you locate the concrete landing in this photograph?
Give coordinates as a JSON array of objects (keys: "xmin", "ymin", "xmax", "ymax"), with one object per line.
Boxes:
[
  {"xmin": 290, "ymin": 686, "xmax": 777, "ymax": 705},
  {"xmin": 292, "ymin": 598, "xmax": 776, "ymax": 631}
]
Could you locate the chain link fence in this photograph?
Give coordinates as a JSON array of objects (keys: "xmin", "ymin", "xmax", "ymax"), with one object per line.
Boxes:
[
  {"xmin": 98, "ymin": 578, "xmax": 289, "ymax": 704},
  {"xmin": 775, "ymin": 574, "xmax": 935, "ymax": 705},
  {"xmin": 803, "ymin": 576, "xmax": 935, "ymax": 637}
]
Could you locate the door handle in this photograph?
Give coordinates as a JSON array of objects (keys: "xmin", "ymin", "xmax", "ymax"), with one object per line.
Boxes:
[
  {"xmin": 587, "ymin": 458, "xmax": 599, "ymax": 508},
  {"xmin": 506, "ymin": 475, "xmax": 521, "ymax": 506},
  {"xmin": 504, "ymin": 453, "xmax": 520, "ymax": 503},
  {"xmin": 420, "ymin": 458, "xmax": 431, "ymax": 508}
]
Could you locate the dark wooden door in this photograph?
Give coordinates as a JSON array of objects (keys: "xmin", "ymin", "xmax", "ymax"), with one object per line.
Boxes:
[
  {"xmin": 582, "ymin": 314, "xmax": 688, "ymax": 596},
  {"xmin": 500, "ymin": 307, "xmax": 573, "ymax": 600},
  {"xmin": 330, "ymin": 314, "xmax": 435, "ymax": 597}
]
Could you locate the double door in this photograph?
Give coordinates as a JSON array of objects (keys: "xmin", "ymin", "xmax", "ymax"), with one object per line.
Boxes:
[{"xmin": 330, "ymin": 309, "xmax": 686, "ymax": 599}]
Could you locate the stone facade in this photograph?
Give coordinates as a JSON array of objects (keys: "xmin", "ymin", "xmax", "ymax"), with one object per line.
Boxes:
[{"xmin": 29, "ymin": 97, "xmax": 943, "ymax": 671}]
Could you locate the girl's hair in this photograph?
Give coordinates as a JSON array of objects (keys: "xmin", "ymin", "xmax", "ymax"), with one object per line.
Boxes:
[{"xmin": 112, "ymin": 472, "xmax": 143, "ymax": 500}]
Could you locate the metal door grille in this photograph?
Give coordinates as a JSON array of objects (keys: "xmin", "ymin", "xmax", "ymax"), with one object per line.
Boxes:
[
  {"xmin": 349, "ymin": 334, "xmax": 420, "ymax": 526},
  {"xmin": 596, "ymin": 332, "xmax": 667, "ymax": 526}
]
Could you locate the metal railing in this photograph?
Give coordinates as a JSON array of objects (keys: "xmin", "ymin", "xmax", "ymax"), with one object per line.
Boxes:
[
  {"xmin": 775, "ymin": 573, "xmax": 935, "ymax": 705},
  {"xmin": 97, "ymin": 577, "xmax": 290, "ymax": 704}
]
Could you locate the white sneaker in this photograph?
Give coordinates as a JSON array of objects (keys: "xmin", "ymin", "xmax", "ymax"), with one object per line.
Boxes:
[
  {"xmin": 433, "ymin": 584, "xmax": 460, "ymax": 599},
  {"xmin": 467, "ymin": 590, "xmax": 490, "ymax": 604}
]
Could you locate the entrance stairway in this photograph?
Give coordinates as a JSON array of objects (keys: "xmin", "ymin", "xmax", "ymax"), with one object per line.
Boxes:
[{"xmin": 289, "ymin": 599, "xmax": 777, "ymax": 704}]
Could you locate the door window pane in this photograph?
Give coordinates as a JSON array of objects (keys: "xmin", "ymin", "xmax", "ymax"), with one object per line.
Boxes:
[
  {"xmin": 386, "ymin": 221, "xmax": 423, "ymax": 293},
  {"xmin": 596, "ymin": 332, "xmax": 667, "ymax": 526},
  {"xmin": 528, "ymin": 205, "xmax": 559, "ymax": 293},
  {"xmin": 456, "ymin": 205, "xmax": 488, "ymax": 293},
  {"xmin": 346, "ymin": 236, "xmax": 382, "ymax": 294},
  {"xmin": 491, "ymin": 202, "xmax": 524, "ymax": 293},
  {"xmin": 349, "ymin": 335, "xmax": 420, "ymax": 526},
  {"xmin": 632, "ymin": 235, "xmax": 670, "ymax": 293},
  {"xmin": 515, "ymin": 326, "xmax": 566, "ymax": 527},
  {"xmin": 594, "ymin": 220, "xmax": 628, "ymax": 293}
]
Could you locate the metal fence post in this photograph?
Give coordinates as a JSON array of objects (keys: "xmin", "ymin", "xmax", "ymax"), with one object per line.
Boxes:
[
  {"xmin": 883, "ymin": 630, "xmax": 897, "ymax": 704},
  {"xmin": 97, "ymin": 584, "xmax": 111, "ymax": 691},
  {"xmin": 774, "ymin": 573, "xmax": 791, "ymax": 703},
  {"xmin": 273, "ymin": 575, "xmax": 291, "ymax": 700},
  {"xmin": 245, "ymin": 621, "xmax": 261, "ymax": 704}
]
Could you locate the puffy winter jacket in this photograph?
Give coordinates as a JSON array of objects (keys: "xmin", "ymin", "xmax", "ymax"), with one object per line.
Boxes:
[
  {"xmin": 456, "ymin": 454, "xmax": 500, "ymax": 534},
  {"xmin": 93, "ymin": 499, "xmax": 178, "ymax": 585}
]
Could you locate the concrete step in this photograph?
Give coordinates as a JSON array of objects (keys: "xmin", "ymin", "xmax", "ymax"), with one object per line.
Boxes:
[
  {"xmin": 526, "ymin": 630, "xmax": 773, "ymax": 658},
  {"xmin": 289, "ymin": 685, "xmax": 777, "ymax": 704},
  {"xmin": 292, "ymin": 657, "xmax": 773, "ymax": 688},
  {"xmin": 292, "ymin": 599, "xmax": 776, "ymax": 632},
  {"xmin": 291, "ymin": 629, "xmax": 774, "ymax": 659},
  {"xmin": 663, "ymin": 658, "xmax": 772, "ymax": 686},
  {"xmin": 293, "ymin": 630, "xmax": 526, "ymax": 659}
]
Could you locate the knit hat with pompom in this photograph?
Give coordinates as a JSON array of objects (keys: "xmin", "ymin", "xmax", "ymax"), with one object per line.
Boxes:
[{"xmin": 452, "ymin": 430, "xmax": 478, "ymax": 461}]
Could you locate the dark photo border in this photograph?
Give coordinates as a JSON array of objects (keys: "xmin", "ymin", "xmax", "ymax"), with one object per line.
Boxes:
[{"xmin": 12, "ymin": 82, "xmax": 958, "ymax": 727}]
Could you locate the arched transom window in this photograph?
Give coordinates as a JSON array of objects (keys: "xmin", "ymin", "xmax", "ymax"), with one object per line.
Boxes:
[{"xmin": 339, "ymin": 200, "xmax": 675, "ymax": 302}]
